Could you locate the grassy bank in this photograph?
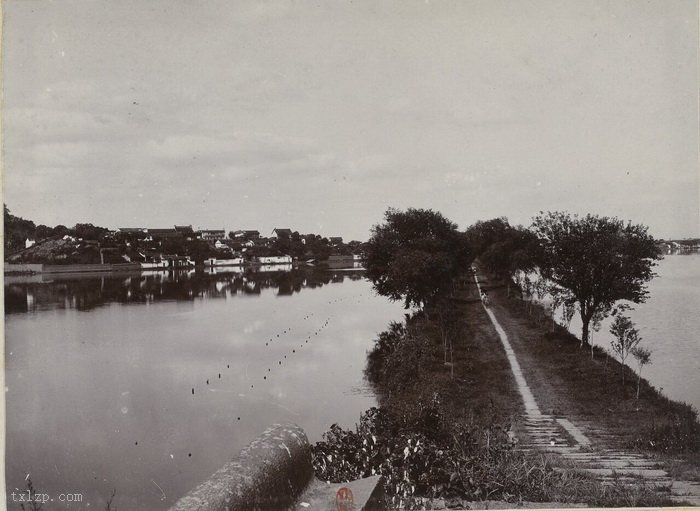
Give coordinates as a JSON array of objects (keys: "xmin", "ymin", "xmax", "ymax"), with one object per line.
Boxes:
[
  {"xmin": 487, "ymin": 274, "xmax": 700, "ymax": 454},
  {"xmin": 311, "ymin": 278, "xmax": 678, "ymax": 508},
  {"xmin": 483, "ymin": 274, "xmax": 700, "ymax": 472}
]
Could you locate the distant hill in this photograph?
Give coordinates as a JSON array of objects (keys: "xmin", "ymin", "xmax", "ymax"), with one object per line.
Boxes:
[
  {"xmin": 5, "ymin": 237, "xmax": 105, "ymax": 265},
  {"xmin": 4, "ymin": 205, "xmax": 109, "ymax": 256}
]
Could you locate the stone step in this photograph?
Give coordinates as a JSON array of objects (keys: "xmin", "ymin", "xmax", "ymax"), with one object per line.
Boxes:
[
  {"xmin": 573, "ymin": 461, "xmax": 658, "ymax": 469},
  {"xmin": 535, "ymin": 446, "xmax": 583, "ymax": 454},
  {"xmin": 521, "ymin": 440, "xmax": 573, "ymax": 446},
  {"xmin": 596, "ymin": 451, "xmax": 649, "ymax": 457},
  {"xmin": 579, "ymin": 467, "xmax": 668, "ymax": 478},
  {"xmin": 671, "ymin": 480, "xmax": 700, "ymax": 494},
  {"xmin": 599, "ymin": 476, "xmax": 672, "ymax": 485},
  {"xmin": 525, "ymin": 435, "xmax": 567, "ymax": 441},
  {"xmin": 517, "ymin": 415, "xmax": 700, "ymax": 507},
  {"xmin": 671, "ymin": 495, "xmax": 700, "ymax": 506},
  {"xmin": 599, "ymin": 478, "xmax": 673, "ymax": 488}
]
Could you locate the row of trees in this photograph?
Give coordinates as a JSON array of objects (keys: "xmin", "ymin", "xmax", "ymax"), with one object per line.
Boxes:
[
  {"xmin": 4, "ymin": 205, "xmax": 110, "ymax": 253},
  {"xmin": 365, "ymin": 207, "xmax": 660, "ymax": 355}
]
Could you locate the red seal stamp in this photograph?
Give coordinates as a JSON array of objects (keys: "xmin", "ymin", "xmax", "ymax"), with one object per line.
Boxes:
[{"xmin": 336, "ymin": 486, "xmax": 354, "ymax": 511}]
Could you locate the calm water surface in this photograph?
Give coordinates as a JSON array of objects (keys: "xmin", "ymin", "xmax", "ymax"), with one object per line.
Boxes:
[{"xmin": 4, "ymin": 268, "xmax": 406, "ymax": 509}]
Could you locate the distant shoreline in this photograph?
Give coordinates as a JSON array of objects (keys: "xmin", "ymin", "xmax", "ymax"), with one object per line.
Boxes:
[{"xmin": 3, "ymin": 261, "xmax": 365, "ymax": 278}]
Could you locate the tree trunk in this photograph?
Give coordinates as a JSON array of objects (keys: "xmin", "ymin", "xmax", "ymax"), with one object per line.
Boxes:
[
  {"xmin": 437, "ymin": 310, "xmax": 447, "ymax": 364},
  {"xmin": 581, "ymin": 317, "xmax": 590, "ymax": 347},
  {"xmin": 621, "ymin": 359, "xmax": 626, "ymax": 386},
  {"xmin": 636, "ymin": 371, "xmax": 641, "ymax": 400}
]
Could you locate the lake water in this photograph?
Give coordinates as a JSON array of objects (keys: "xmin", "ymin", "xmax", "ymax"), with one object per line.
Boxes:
[
  {"xmin": 565, "ymin": 253, "xmax": 700, "ymax": 412},
  {"xmin": 4, "ymin": 268, "xmax": 406, "ymax": 509}
]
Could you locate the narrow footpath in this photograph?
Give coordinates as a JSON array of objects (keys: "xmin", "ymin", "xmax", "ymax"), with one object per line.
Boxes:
[{"xmin": 472, "ymin": 271, "xmax": 700, "ymax": 506}]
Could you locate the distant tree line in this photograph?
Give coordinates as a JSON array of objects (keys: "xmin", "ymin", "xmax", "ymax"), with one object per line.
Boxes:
[
  {"xmin": 4, "ymin": 205, "xmax": 109, "ymax": 253},
  {"xmin": 3, "ymin": 205, "xmax": 366, "ymax": 265}
]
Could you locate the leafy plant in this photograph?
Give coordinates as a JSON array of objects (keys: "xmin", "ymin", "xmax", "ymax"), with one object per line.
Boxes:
[
  {"xmin": 609, "ymin": 315, "xmax": 641, "ymax": 385},
  {"xmin": 631, "ymin": 346, "xmax": 652, "ymax": 400}
]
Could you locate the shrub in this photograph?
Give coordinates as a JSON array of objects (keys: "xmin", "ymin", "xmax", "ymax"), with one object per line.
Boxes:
[
  {"xmin": 365, "ymin": 322, "xmax": 407, "ymax": 384},
  {"xmin": 632, "ymin": 407, "xmax": 700, "ymax": 453},
  {"xmin": 312, "ymin": 404, "xmax": 572, "ymax": 507}
]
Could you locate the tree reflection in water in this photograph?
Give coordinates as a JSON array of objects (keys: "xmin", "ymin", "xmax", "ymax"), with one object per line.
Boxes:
[{"xmin": 4, "ymin": 267, "xmax": 366, "ymax": 314}]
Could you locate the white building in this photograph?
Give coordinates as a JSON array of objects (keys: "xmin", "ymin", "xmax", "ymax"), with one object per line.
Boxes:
[
  {"xmin": 256, "ymin": 255, "xmax": 292, "ymax": 265},
  {"xmin": 203, "ymin": 257, "xmax": 244, "ymax": 267}
]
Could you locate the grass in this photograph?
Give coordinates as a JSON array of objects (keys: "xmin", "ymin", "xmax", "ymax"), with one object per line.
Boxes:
[
  {"xmin": 663, "ymin": 453, "xmax": 700, "ymax": 482},
  {"xmin": 483, "ymin": 275, "xmax": 700, "ymax": 457}
]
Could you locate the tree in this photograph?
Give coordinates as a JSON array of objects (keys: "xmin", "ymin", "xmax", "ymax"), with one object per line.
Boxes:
[
  {"xmin": 630, "ymin": 345, "xmax": 652, "ymax": 400},
  {"xmin": 465, "ymin": 217, "xmax": 511, "ymax": 256},
  {"xmin": 72, "ymin": 223, "xmax": 109, "ymax": 241},
  {"xmin": 466, "ymin": 218, "xmax": 541, "ymax": 295},
  {"xmin": 365, "ymin": 208, "xmax": 471, "ymax": 310},
  {"xmin": 531, "ymin": 211, "xmax": 660, "ymax": 346},
  {"xmin": 609, "ymin": 315, "xmax": 641, "ymax": 386},
  {"xmin": 4, "ymin": 204, "xmax": 36, "ymax": 253}
]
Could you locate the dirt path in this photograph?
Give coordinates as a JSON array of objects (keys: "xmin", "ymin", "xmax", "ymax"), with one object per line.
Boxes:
[{"xmin": 473, "ymin": 271, "xmax": 700, "ymax": 506}]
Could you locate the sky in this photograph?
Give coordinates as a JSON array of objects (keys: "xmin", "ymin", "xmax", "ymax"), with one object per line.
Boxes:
[{"xmin": 2, "ymin": 0, "xmax": 698, "ymax": 241}]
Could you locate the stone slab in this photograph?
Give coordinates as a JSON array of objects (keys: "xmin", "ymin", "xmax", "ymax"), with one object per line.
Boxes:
[
  {"xmin": 580, "ymin": 467, "xmax": 668, "ymax": 478},
  {"xmin": 295, "ymin": 475, "xmax": 383, "ymax": 511}
]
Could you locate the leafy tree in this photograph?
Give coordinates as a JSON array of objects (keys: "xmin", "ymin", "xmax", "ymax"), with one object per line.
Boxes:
[
  {"xmin": 365, "ymin": 208, "xmax": 471, "ymax": 310},
  {"xmin": 531, "ymin": 211, "xmax": 660, "ymax": 346},
  {"xmin": 52, "ymin": 224, "xmax": 70, "ymax": 238},
  {"xmin": 609, "ymin": 315, "xmax": 641, "ymax": 386},
  {"xmin": 34, "ymin": 224, "xmax": 55, "ymax": 240},
  {"xmin": 465, "ymin": 217, "xmax": 511, "ymax": 255},
  {"xmin": 71, "ymin": 223, "xmax": 109, "ymax": 240},
  {"xmin": 467, "ymin": 218, "xmax": 541, "ymax": 295},
  {"xmin": 630, "ymin": 345, "xmax": 652, "ymax": 400},
  {"xmin": 4, "ymin": 205, "xmax": 36, "ymax": 253}
]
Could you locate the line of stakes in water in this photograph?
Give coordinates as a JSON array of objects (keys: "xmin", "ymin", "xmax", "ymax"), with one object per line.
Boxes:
[
  {"xmin": 183, "ymin": 294, "xmax": 369, "ymax": 457},
  {"xmin": 189, "ymin": 308, "xmax": 338, "ymax": 443}
]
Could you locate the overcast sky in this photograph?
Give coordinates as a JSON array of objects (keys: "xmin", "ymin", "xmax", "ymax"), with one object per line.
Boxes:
[{"xmin": 2, "ymin": 0, "xmax": 698, "ymax": 240}]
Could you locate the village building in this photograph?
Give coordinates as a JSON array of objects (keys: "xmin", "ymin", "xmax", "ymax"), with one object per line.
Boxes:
[
  {"xmin": 174, "ymin": 225, "xmax": 195, "ymax": 238},
  {"xmin": 256, "ymin": 255, "xmax": 293, "ymax": 265},
  {"xmin": 197, "ymin": 229, "xmax": 226, "ymax": 241},
  {"xmin": 160, "ymin": 254, "xmax": 194, "ymax": 268},
  {"xmin": 147, "ymin": 228, "xmax": 182, "ymax": 240},
  {"xmin": 231, "ymin": 230, "xmax": 260, "ymax": 240},
  {"xmin": 202, "ymin": 256, "xmax": 244, "ymax": 267},
  {"xmin": 271, "ymin": 228, "xmax": 293, "ymax": 239}
]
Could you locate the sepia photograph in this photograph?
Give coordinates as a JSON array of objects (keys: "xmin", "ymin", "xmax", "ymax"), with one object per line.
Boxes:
[{"xmin": 2, "ymin": 1, "xmax": 699, "ymax": 509}]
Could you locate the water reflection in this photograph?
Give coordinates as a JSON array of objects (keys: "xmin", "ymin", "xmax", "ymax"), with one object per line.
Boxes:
[
  {"xmin": 4, "ymin": 267, "xmax": 366, "ymax": 314},
  {"xmin": 4, "ymin": 268, "xmax": 404, "ymax": 510}
]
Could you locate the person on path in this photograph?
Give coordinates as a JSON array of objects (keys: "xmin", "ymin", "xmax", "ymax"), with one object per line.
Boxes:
[{"xmin": 481, "ymin": 289, "xmax": 489, "ymax": 306}]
